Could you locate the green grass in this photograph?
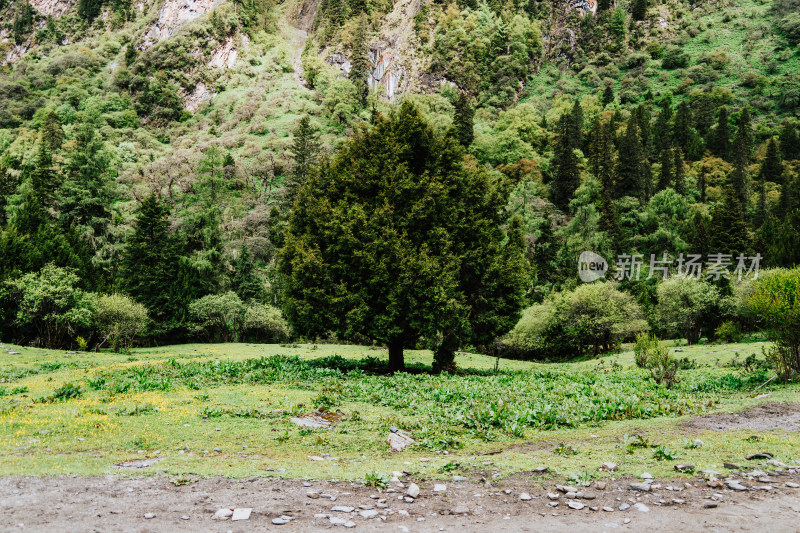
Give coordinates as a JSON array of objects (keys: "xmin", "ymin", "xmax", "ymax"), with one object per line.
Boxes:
[{"xmin": 0, "ymin": 340, "xmax": 798, "ymax": 483}]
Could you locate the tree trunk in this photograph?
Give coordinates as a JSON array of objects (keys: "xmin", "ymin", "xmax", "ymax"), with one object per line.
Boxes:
[
  {"xmin": 433, "ymin": 333, "xmax": 459, "ymax": 374},
  {"xmin": 388, "ymin": 342, "xmax": 405, "ymax": 372}
]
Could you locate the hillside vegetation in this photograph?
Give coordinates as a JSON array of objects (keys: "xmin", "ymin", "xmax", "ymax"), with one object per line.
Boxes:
[{"xmin": 0, "ymin": 0, "xmax": 799, "ymax": 359}]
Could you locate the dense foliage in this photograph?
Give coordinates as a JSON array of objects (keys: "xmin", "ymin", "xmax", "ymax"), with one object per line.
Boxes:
[{"xmin": 0, "ymin": 0, "xmax": 798, "ymax": 366}]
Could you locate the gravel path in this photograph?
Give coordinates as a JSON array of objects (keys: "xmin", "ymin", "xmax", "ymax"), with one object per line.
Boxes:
[{"xmin": 2, "ymin": 473, "xmax": 799, "ymax": 532}]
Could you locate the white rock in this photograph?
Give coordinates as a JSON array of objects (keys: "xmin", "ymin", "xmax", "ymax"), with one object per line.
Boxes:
[
  {"xmin": 332, "ymin": 506, "xmax": 355, "ymax": 513},
  {"xmin": 519, "ymin": 492, "xmax": 532, "ymax": 501},
  {"xmin": 434, "ymin": 484, "xmax": 447, "ymax": 492},
  {"xmin": 360, "ymin": 509, "xmax": 379, "ymax": 518},
  {"xmin": 143, "ymin": 513, "xmax": 155, "ymax": 519},
  {"xmin": 231, "ymin": 508, "xmax": 252, "ymax": 521},
  {"xmin": 633, "ymin": 503, "xmax": 650, "ymax": 513},
  {"xmin": 568, "ymin": 501, "xmax": 585, "ymax": 510},
  {"xmin": 407, "ymin": 483, "xmax": 420, "ymax": 499},
  {"xmin": 602, "ymin": 462, "xmax": 618, "ymax": 472},
  {"xmin": 213, "ymin": 509, "xmax": 233, "ymax": 520}
]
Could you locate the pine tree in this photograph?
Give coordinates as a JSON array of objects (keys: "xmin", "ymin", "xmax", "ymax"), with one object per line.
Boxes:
[
  {"xmin": 570, "ymin": 100, "xmax": 584, "ymax": 152},
  {"xmin": 29, "ymin": 143, "xmax": 58, "ymax": 209},
  {"xmin": 672, "ymin": 100, "xmax": 692, "ymax": 154},
  {"xmin": 279, "ymin": 102, "xmax": 525, "ymax": 372},
  {"xmin": 616, "ymin": 118, "xmax": 645, "ymax": 200},
  {"xmin": 760, "ymin": 138, "xmax": 784, "ymax": 185},
  {"xmin": 453, "ymin": 91, "xmax": 475, "ymax": 148},
  {"xmin": 779, "ymin": 121, "xmax": 800, "ymax": 161},
  {"xmin": 550, "ymin": 114, "xmax": 581, "ymax": 212},
  {"xmin": 589, "ymin": 119, "xmax": 615, "ymax": 193},
  {"xmin": 231, "ymin": 244, "xmax": 264, "ymax": 302},
  {"xmin": 122, "ymin": 195, "xmax": 183, "ymax": 333},
  {"xmin": 632, "ymin": 0, "xmax": 647, "ymax": 20},
  {"xmin": 698, "ymin": 165, "xmax": 707, "ymax": 203},
  {"xmin": 653, "ymin": 97, "xmax": 672, "ymax": 158},
  {"xmin": 348, "ymin": 17, "xmax": 371, "ymax": 106},
  {"xmin": 708, "ymin": 106, "xmax": 731, "ymax": 161},
  {"xmin": 58, "ymin": 121, "xmax": 114, "ymax": 252},
  {"xmin": 658, "ymin": 145, "xmax": 673, "ymax": 191},
  {"xmin": 40, "ymin": 110, "xmax": 64, "ymax": 152},
  {"xmin": 602, "ymin": 85, "xmax": 615, "ymax": 107},
  {"xmin": 673, "ymin": 148, "xmax": 685, "ymax": 194},
  {"xmin": 710, "ymin": 187, "xmax": 751, "ymax": 257},
  {"xmin": 730, "ymin": 108, "xmax": 752, "ymax": 213},
  {"xmin": 755, "ymin": 172, "xmax": 767, "ymax": 228},
  {"xmin": 286, "ymin": 115, "xmax": 320, "ymax": 206}
]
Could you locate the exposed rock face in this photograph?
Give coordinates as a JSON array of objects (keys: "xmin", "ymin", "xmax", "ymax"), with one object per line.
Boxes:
[
  {"xmin": 183, "ymin": 81, "xmax": 214, "ymax": 112},
  {"xmin": 29, "ymin": 0, "xmax": 74, "ymax": 16},
  {"xmin": 369, "ymin": 40, "xmax": 404, "ymax": 100},
  {"xmin": 141, "ymin": 0, "xmax": 223, "ymax": 47},
  {"xmin": 208, "ymin": 36, "xmax": 238, "ymax": 69},
  {"xmin": 569, "ymin": 0, "xmax": 596, "ymax": 15}
]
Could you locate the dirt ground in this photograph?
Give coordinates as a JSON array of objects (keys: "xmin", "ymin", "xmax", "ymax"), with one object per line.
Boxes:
[
  {"xmin": 682, "ymin": 402, "xmax": 800, "ymax": 432},
  {"xmin": 2, "ymin": 471, "xmax": 800, "ymax": 533}
]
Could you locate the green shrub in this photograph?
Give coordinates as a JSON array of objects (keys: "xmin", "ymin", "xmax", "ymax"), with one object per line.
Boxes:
[
  {"xmin": 96, "ymin": 293, "xmax": 149, "ymax": 352},
  {"xmin": 634, "ymin": 332, "xmax": 658, "ymax": 368},
  {"xmin": 657, "ymin": 277, "xmax": 720, "ymax": 344},
  {"xmin": 5, "ymin": 264, "xmax": 96, "ymax": 349},
  {"xmin": 748, "ymin": 268, "xmax": 800, "ymax": 380},
  {"xmin": 504, "ymin": 283, "xmax": 647, "ymax": 358},
  {"xmin": 189, "ymin": 292, "xmax": 245, "ymax": 343},
  {"xmin": 714, "ymin": 320, "xmax": 740, "ymax": 343},
  {"xmin": 661, "ymin": 46, "xmax": 690, "ymax": 69},
  {"xmin": 242, "ymin": 303, "xmax": 290, "ymax": 342},
  {"xmin": 648, "ymin": 339, "xmax": 680, "ymax": 388}
]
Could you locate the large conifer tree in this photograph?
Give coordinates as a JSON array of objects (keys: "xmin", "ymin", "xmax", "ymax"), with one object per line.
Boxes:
[{"xmin": 279, "ymin": 103, "xmax": 526, "ymax": 371}]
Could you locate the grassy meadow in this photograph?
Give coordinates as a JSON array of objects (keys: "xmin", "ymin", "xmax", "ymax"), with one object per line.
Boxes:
[{"xmin": 1, "ymin": 340, "xmax": 798, "ymax": 484}]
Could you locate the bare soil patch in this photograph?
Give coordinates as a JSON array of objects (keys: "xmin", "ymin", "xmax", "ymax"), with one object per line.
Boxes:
[
  {"xmin": 683, "ymin": 402, "xmax": 800, "ymax": 432},
  {"xmin": 2, "ymin": 473, "xmax": 800, "ymax": 532}
]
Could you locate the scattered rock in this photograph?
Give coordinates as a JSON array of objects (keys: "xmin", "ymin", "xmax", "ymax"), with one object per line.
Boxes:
[
  {"xmin": 533, "ymin": 466, "xmax": 549, "ymax": 473},
  {"xmin": 331, "ymin": 506, "xmax": 355, "ymax": 513},
  {"xmin": 723, "ymin": 462, "xmax": 741, "ymax": 470},
  {"xmin": 547, "ymin": 493, "xmax": 560, "ymax": 500},
  {"xmin": 114, "ymin": 458, "xmax": 161, "ymax": 469},
  {"xmin": 619, "ymin": 503, "xmax": 630, "ymax": 511},
  {"xmin": 725, "ymin": 480, "xmax": 747, "ymax": 491},
  {"xmin": 568, "ymin": 501, "xmax": 585, "ymax": 510},
  {"xmin": 629, "ymin": 483, "xmax": 652, "ymax": 492},
  {"xmin": 603, "ymin": 506, "xmax": 614, "ymax": 512},
  {"xmin": 307, "ymin": 490, "xmax": 320, "ymax": 499},
  {"xmin": 272, "ymin": 517, "xmax": 291, "ymax": 525},
  {"xmin": 359, "ymin": 509, "xmax": 379, "ymax": 518},
  {"xmin": 519, "ymin": 492, "xmax": 532, "ymax": 501},
  {"xmin": 633, "ymin": 503, "xmax": 649, "ymax": 513},
  {"xmin": 308, "ymin": 456, "xmax": 325, "ymax": 461},
  {"xmin": 451, "ymin": 505, "xmax": 469, "ymax": 515},
  {"xmin": 746, "ymin": 453, "xmax": 773, "ymax": 460},
  {"xmin": 433, "ymin": 484, "xmax": 447, "ymax": 492},
  {"xmin": 601, "ymin": 462, "xmax": 618, "ymax": 472},
  {"xmin": 786, "ymin": 482, "xmax": 799, "ymax": 488},
  {"xmin": 231, "ymin": 508, "xmax": 252, "ymax": 521},
  {"xmin": 143, "ymin": 513, "xmax": 155, "ymax": 519},
  {"xmin": 595, "ymin": 482, "xmax": 607, "ymax": 490},
  {"xmin": 703, "ymin": 502, "xmax": 718, "ymax": 509},
  {"xmin": 640, "ymin": 472, "xmax": 653, "ymax": 479},
  {"xmin": 453, "ymin": 476, "xmax": 467, "ymax": 482},
  {"xmin": 387, "ymin": 428, "xmax": 415, "ymax": 452},
  {"xmin": 213, "ymin": 509, "xmax": 233, "ymax": 520},
  {"xmin": 674, "ymin": 464, "xmax": 695, "ymax": 472},
  {"xmin": 407, "ymin": 483, "xmax": 420, "ymax": 499}
]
